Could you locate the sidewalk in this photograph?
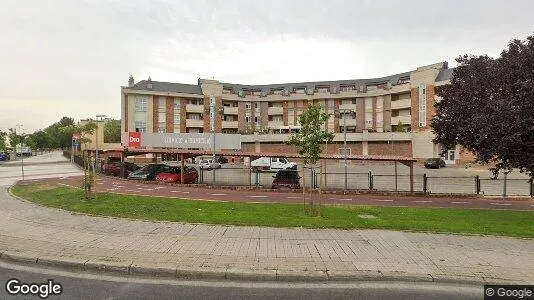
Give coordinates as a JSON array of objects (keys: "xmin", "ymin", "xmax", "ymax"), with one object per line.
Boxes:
[{"xmin": 1, "ymin": 186, "xmax": 533, "ymax": 284}]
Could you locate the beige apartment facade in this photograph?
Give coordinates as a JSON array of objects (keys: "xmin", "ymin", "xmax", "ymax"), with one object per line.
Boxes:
[{"xmin": 120, "ymin": 62, "xmax": 474, "ymax": 164}]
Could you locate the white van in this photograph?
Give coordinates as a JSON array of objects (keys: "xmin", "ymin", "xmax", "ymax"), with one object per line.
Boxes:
[{"xmin": 250, "ymin": 157, "xmax": 296, "ymax": 172}]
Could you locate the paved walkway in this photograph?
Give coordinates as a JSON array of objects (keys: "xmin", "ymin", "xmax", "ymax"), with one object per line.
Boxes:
[
  {"xmin": 1, "ymin": 186, "xmax": 534, "ymax": 283},
  {"xmin": 1, "ymin": 152, "xmax": 533, "ymax": 283}
]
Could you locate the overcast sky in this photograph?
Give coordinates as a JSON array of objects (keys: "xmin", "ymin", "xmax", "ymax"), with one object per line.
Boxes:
[{"xmin": 1, "ymin": 0, "xmax": 533, "ymax": 133}]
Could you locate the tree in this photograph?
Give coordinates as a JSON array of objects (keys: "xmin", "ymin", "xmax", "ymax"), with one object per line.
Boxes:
[
  {"xmin": 0, "ymin": 131, "xmax": 7, "ymax": 150},
  {"xmin": 432, "ymin": 35, "xmax": 534, "ymax": 177},
  {"xmin": 286, "ymin": 103, "xmax": 334, "ymax": 216},
  {"xmin": 77, "ymin": 121, "xmax": 98, "ymax": 200},
  {"xmin": 104, "ymin": 120, "xmax": 121, "ymax": 143}
]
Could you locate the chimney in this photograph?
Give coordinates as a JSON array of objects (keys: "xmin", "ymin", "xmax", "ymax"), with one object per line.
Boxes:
[
  {"xmin": 147, "ymin": 76, "xmax": 153, "ymax": 89},
  {"xmin": 128, "ymin": 75, "xmax": 134, "ymax": 87}
]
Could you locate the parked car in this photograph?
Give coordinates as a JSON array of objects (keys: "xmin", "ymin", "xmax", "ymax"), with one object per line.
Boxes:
[
  {"xmin": 424, "ymin": 158, "xmax": 446, "ymax": 169},
  {"xmin": 272, "ymin": 169, "xmax": 301, "ymax": 189},
  {"xmin": 251, "ymin": 157, "xmax": 297, "ymax": 172},
  {"xmin": 0, "ymin": 152, "xmax": 9, "ymax": 161},
  {"xmin": 102, "ymin": 161, "xmax": 139, "ymax": 177},
  {"xmin": 128, "ymin": 164, "xmax": 172, "ymax": 180},
  {"xmin": 195, "ymin": 155, "xmax": 228, "ymax": 164},
  {"xmin": 155, "ymin": 166, "xmax": 199, "ymax": 184},
  {"xmin": 199, "ymin": 159, "xmax": 221, "ymax": 170}
]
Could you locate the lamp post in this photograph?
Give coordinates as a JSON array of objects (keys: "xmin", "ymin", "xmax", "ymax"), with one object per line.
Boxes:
[
  {"xmin": 343, "ymin": 111, "xmax": 348, "ymax": 192},
  {"xmin": 95, "ymin": 114, "xmax": 107, "ymax": 172},
  {"xmin": 16, "ymin": 124, "xmax": 25, "ymax": 180}
]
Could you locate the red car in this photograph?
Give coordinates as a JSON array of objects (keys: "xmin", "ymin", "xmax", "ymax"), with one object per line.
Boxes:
[
  {"xmin": 155, "ymin": 166, "xmax": 199, "ymax": 184},
  {"xmin": 102, "ymin": 162, "xmax": 139, "ymax": 178}
]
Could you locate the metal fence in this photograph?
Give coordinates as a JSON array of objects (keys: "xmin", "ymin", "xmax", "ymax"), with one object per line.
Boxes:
[{"xmin": 62, "ymin": 151, "xmax": 534, "ymax": 197}]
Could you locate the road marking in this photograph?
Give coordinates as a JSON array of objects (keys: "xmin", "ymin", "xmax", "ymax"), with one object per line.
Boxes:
[
  {"xmin": 96, "ymin": 183, "xmax": 104, "ymax": 185},
  {"xmin": 412, "ymin": 200, "xmax": 432, "ymax": 203},
  {"xmin": 287, "ymin": 196, "xmax": 301, "ymax": 199},
  {"xmin": 376, "ymin": 200, "xmax": 394, "ymax": 202},
  {"xmin": 247, "ymin": 195, "xmax": 267, "ymax": 198},
  {"xmin": 170, "ymin": 191, "xmax": 190, "ymax": 194},
  {"xmin": 329, "ymin": 198, "xmax": 352, "ymax": 201},
  {"xmin": 154, "ymin": 187, "xmax": 166, "ymax": 189},
  {"xmin": 451, "ymin": 201, "xmax": 469, "ymax": 204},
  {"xmin": 113, "ymin": 185, "xmax": 125, "ymax": 188},
  {"xmin": 491, "ymin": 203, "xmax": 513, "ymax": 206},
  {"xmin": 210, "ymin": 193, "xmax": 227, "ymax": 196},
  {"xmin": 123, "ymin": 189, "xmax": 136, "ymax": 192}
]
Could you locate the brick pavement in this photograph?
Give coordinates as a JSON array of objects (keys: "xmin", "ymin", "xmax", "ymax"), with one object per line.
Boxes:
[{"xmin": 1, "ymin": 185, "xmax": 533, "ymax": 283}]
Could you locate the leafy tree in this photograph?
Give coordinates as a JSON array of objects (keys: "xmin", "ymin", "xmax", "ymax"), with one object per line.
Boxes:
[
  {"xmin": 432, "ymin": 35, "xmax": 534, "ymax": 177},
  {"xmin": 287, "ymin": 103, "xmax": 334, "ymax": 216},
  {"xmin": 104, "ymin": 120, "xmax": 121, "ymax": 143},
  {"xmin": 77, "ymin": 121, "xmax": 98, "ymax": 200},
  {"xmin": 0, "ymin": 131, "xmax": 6, "ymax": 150}
]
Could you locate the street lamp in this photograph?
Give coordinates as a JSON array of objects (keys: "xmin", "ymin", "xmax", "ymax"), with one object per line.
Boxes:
[
  {"xmin": 95, "ymin": 114, "xmax": 107, "ymax": 172},
  {"xmin": 16, "ymin": 124, "xmax": 25, "ymax": 180}
]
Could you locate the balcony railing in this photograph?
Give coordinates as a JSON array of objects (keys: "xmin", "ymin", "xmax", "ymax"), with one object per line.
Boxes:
[
  {"xmin": 267, "ymin": 106, "xmax": 283, "ymax": 115},
  {"xmin": 222, "ymin": 121, "xmax": 238, "ymax": 128},
  {"xmin": 339, "ymin": 103, "xmax": 356, "ymax": 111},
  {"xmin": 391, "ymin": 115, "xmax": 412, "ymax": 125},
  {"xmin": 186, "ymin": 104, "xmax": 205, "ymax": 113},
  {"xmin": 223, "ymin": 106, "xmax": 238, "ymax": 115},
  {"xmin": 390, "ymin": 98, "xmax": 411, "ymax": 110},
  {"xmin": 186, "ymin": 119, "xmax": 204, "ymax": 127},
  {"xmin": 267, "ymin": 121, "xmax": 284, "ymax": 128}
]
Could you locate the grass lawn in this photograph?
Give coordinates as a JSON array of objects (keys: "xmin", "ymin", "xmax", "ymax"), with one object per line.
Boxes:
[{"xmin": 11, "ymin": 183, "xmax": 534, "ymax": 238}]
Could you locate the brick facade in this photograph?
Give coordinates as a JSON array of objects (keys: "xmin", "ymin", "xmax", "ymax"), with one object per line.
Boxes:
[
  {"xmin": 333, "ymin": 99, "xmax": 340, "ymax": 133},
  {"xmin": 152, "ymin": 95, "xmax": 158, "ymax": 132},
  {"xmin": 180, "ymin": 99, "xmax": 187, "ymax": 133},
  {"xmin": 282, "ymin": 101, "xmax": 288, "ymax": 126},
  {"xmin": 124, "ymin": 94, "xmax": 128, "ymax": 132},
  {"xmin": 368, "ymin": 141, "xmax": 412, "ymax": 156},
  {"xmin": 238, "ymin": 102, "xmax": 246, "ymax": 131},
  {"xmin": 166, "ymin": 97, "xmax": 174, "ymax": 133}
]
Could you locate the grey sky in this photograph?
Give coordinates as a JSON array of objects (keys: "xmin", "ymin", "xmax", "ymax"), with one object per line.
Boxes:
[{"xmin": 1, "ymin": 0, "xmax": 533, "ymax": 133}]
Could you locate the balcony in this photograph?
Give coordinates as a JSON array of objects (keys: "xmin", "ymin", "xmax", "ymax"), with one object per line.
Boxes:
[
  {"xmin": 340, "ymin": 118, "xmax": 357, "ymax": 127},
  {"xmin": 223, "ymin": 106, "xmax": 238, "ymax": 115},
  {"xmin": 268, "ymin": 106, "xmax": 283, "ymax": 115},
  {"xmin": 186, "ymin": 104, "xmax": 205, "ymax": 114},
  {"xmin": 338, "ymin": 103, "xmax": 356, "ymax": 111},
  {"xmin": 391, "ymin": 115, "xmax": 412, "ymax": 125},
  {"xmin": 390, "ymin": 98, "xmax": 411, "ymax": 110},
  {"xmin": 186, "ymin": 119, "xmax": 204, "ymax": 127},
  {"xmin": 222, "ymin": 121, "xmax": 238, "ymax": 128},
  {"xmin": 268, "ymin": 121, "xmax": 284, "ymax": 128},
  {"xmin": 240, "ymin": 132, "xmax": 412, "ymax": 143}
]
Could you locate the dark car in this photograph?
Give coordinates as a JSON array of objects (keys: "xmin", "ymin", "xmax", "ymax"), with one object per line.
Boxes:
[
  {"xmin": 272, "ymin": 169, "xmax": 301, "ymax": 189},
  {"xmin": 103, "ymin": 161, "xmax": 139, "ymax": 177},
  {"xmin": 155, "ymin": 166, "xmax": 199, "ymax": 184},
  {"xmin": 424, "ymin": 158, "xmax": 446, "ymax": 169},
  {"xmin": 0, "ymin": 152, "xmax": 9, "ymax": 161},
  {"xmin": 217, "ymin": 156, "xmax": 229, "ymax": 164},
  {"xmin": 128, "ymin": 164, "xmax": 172, "ymax": 181}
]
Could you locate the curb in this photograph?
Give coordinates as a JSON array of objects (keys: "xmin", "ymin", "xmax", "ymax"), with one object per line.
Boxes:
[{"xmin": 0, "ymin": 251, "xmax": 517, "ymax": 285}]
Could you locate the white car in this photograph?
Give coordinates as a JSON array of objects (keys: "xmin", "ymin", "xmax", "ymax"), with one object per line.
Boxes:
[
  {"xmin": 250, "ymin": 157, "xmax": 297, "ymax": 172},
  {"xmin": 198, "ymin": 159, "xmax": 221, "ymax": 170}
]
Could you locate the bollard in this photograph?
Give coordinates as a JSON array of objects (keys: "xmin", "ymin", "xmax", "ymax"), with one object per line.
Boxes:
[
  {"xmin": 368, "ymin": 171, "xmax": 373, "ymax": 190},
  {"xmin": 423, "ymin": 174, "xmax": 428, "ymax": 194},
  {"xmin": 475, "ymin": 175, "xmax": 480, "ymax": 194}
]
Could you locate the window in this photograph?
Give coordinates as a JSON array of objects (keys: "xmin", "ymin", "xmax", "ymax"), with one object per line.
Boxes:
[
  {"xmin": 254, "ymin": 116, "xmax": 259, "ymax": 123},
  {"xmin": 158, "ymin": 112, "xmax": 166, "ymax": 123},
  {"xmin": 188, "ymin": 99, "xmax": 203, "ymax": 105},
  {"xmin": 339, "ymin": 148, "xmax": 351, "ymax": 155},
  {"xmin": 157, "ymin": 127, "xmax": 166, "ymax": 133},
  {"xmin": 315, "ymin": 86, "xmax": 329, "ymax": 93},
  {"xmin": 245, "ymin": 103, "xmax": 251, "ymax": 109},
  {"xmin": 174, "ymin": 114, "xmax": 180, "ymax": 124},
  {"xmin": 187, "ymin": 113, "xmax": 201, "ymax": 120},
  {"xmin": 294, "ymin": 87, "xmax": 306, "ymax": 94},
  {"xmin": 135, "ymin": 97, "xmax": 147, "ymax": 112},
  {"xmin": 246, "ymin": 116, "xmax": 250, "ymax": 123},
  {"xmin": 419, "ymin": 84, "xmax": 427, "ymax": 127},
  {"xmin": 367, "ymin": 85, "xmax": 378, "ymax": 91},
  {"xmin": 340, "ymin": 85, "xmax": 356, "ymax": 92},
  {"xmin": 135, "ymin": 121, "xmax": 146, "ymax": 133},
  {"xmin": 158, "ymin": 97, "xmax": 166, "ymax": 112},
  {"xmin": 271, "ymin": 88, "xmax": 284, "ymax": 95},
  {"xmin": 255, "ymin": 102, "xmax": 260, "ymax": 109}
]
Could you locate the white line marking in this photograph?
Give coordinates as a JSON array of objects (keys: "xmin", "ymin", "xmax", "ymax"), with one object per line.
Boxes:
[
  {"xmin": 154, "ymin": 187, "xmax": 166, "ymax": 189},
  {"xmin": 451, "ymin": 201, "xmax": 469, "ymax": 204},
  {"xmin": 376, "ymin": 200, "xmax": 394, "ymax": 202},
  {"xmin": 491, "ymin": 203, "xmax": 512, "ymax": 206},
  {"xmin": 123, "ymin": 189, "xmax": 136, "ymax": 192},
  {"xmin": 329, "ymin": 198, "xmax": 352, "ymax": 201},
  {"xmin": 247, "ymin": 195, "xmax": 267, "ymax": 198},
  {"xmin": 96, "ymin": 183, "xmax": 104, "ymax": 185},
  {"xmin": 286, "ymin": 196, "xmax": 301, "ymax": 199},
  {"xmin": 412, "ymin": 200, "xmax": 432, "ymax": 203},
  {"xmin": 170, "ymin": 190, "xmax": 180, "ymax": 193},
  {"xmin": 210, "ymin": 193, "xmax": 227, "ymax": 196}
]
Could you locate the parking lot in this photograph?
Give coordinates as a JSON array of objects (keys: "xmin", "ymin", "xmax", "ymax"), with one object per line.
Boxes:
[{"xmin": 195, "ymin": 161, "xmax": 532, "ymax": 196}]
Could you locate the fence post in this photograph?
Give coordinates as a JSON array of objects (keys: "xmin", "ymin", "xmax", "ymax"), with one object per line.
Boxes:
[
  {"xmin": 199, "ymin": 167, "xmax": 204, "ymax": 184},
  {"xmin": 423, "ymin": 174, "xmax": 428, "ymax": 194},
  {"xmin": 529, "ymin": 177, "xmax": 533, "ymax": 198},
  {"xmin": 311, "ymin": 169, "xmax": 315, "ymax": 189},
  {"xmin": 502, "ymin": 173, "xmax": 508, "ymax": 199},
  {"xmin": 368, "ymin": 171, "xmax": 373, "ymax": 190},
  {"xmin": 475, "ymin": 175, "xmax": 480, "ymax": 194}
]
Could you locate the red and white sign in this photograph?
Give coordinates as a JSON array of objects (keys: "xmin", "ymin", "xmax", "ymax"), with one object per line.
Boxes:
[
  {"xmin": 72, "ymin": 133, "xmax": 80, "ymax": 140},
  {"xmin": 128, "ymin": 132, "xmax": 141, "ymax": 148}
]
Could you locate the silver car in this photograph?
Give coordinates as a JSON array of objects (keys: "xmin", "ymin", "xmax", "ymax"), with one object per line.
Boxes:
[{"xmin": 198, "ymin": 159, "xmax": 221, "ymax": 170}]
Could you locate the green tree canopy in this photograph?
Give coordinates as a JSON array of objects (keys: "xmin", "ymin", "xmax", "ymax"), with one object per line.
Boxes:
[
  {"xmin": 104, "ymin": 120, "xmax": 121, "ymax": 143},
  {"xmin": 432, "ymin": 34, "xmax": 534, "ymax": 177}
]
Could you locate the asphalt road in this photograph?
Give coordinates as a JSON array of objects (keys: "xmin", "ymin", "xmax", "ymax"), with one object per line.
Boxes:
[
  {"xmin": 37, "ymin": 175, "xmax": 534, "ymax": 211},
  {"xmin": 0, "ymin": 261, "xmax": 481, "ymax": 300}
]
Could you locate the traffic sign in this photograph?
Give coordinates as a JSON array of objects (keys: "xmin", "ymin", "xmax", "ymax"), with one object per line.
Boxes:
[{"xmin": 72, "ymin": 133, "xmax": 80, "ymax": 140}]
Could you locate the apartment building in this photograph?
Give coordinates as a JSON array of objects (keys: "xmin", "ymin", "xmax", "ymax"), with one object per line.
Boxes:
[{"xmin": 121, "ymin": 61, "xmax": 473, "ymax": 164}]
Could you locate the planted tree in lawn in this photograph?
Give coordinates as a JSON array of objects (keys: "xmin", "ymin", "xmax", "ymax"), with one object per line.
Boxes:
[
  {"xmin": 432, "ymin": 34, "xmax": 534, "ymax": 178},
  {"xmin": 286, "ymin": 103, "xmax": 334, "ymax": 216},
  {"xmin": 77, "ymin": 121, "xmax": 98, "ymax": 200}
]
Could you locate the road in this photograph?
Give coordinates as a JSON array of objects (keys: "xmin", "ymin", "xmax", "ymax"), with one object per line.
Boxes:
[
  {"xmin": 0, "ymin": 261, "xmax": 481, "ymax": 300},
  {"xmin": 39, "ymin": 175, "xmax": 534, "ymax": 211}
]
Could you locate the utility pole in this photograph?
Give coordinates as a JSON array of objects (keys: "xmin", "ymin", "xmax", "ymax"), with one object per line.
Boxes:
[
  {"xmin": 210, "ymin": 96, "xmax": 216, "ymax": 184},
  {"xmin": 95, "ymin": 114, "xmax": 107, "ymax": 172},
  {"xmin": 16, "ymin": 124, "xmax": 25, "ymax": 180},
  {"xmin": 343, "ymin": 112, "xmax": 347, "ymax": 192}
]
